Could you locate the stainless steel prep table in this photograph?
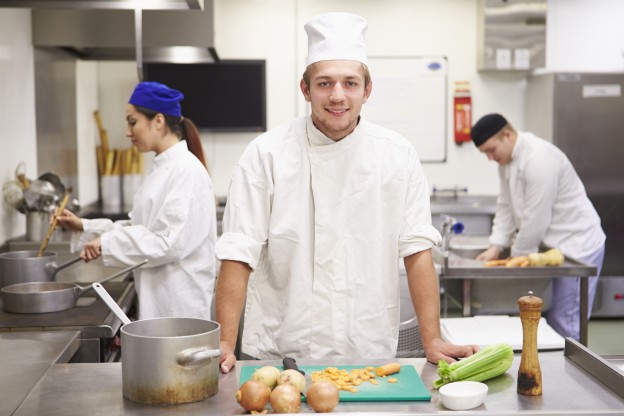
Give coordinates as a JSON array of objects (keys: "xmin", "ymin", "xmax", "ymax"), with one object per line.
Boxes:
[
  {"xmin": 0, "ymin": 330, "xmax": 80, "ymax": 416},
  {"xmin": 438, "ymin": 250, "xmax": 597, "ymax": 346},
  {"xmin": 13, "ymin": 352, "xmax": 624, "ymax": 415},
  {"xmin": 0, "ymin": 281, "xmax": 134, "ymax": 362}
]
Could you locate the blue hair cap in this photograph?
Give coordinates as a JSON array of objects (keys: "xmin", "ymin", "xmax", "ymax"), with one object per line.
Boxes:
[{"xmin": 128, "ymin": 81, "xmax": 184, "ymax": 117}]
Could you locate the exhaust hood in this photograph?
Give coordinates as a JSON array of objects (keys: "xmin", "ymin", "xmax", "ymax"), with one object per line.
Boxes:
[
  {"xmin": 29, "ymin": 2, "xmax": 216, "ymax": 64},
  {"xmin": 0, "ymin": 0, "xmax": 204, "ymax": 10}
]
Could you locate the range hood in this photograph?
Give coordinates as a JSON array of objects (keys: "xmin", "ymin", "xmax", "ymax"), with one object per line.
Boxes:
[
  {"xmin": 0, "ymin": 0, "xmax": 204, "ymax": 10},
  {"xmin": 29, "ymin": 1, "xmax": 216, "ymax": 64}
]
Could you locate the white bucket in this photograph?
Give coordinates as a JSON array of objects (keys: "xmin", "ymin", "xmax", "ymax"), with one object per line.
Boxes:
[
  {"xmin": 101, "ymin": 175, "xmax": 122, "ymax": 213},
  {"xmin": 122, "ymin": 174, "xmax": 142, "ymax": 212}
]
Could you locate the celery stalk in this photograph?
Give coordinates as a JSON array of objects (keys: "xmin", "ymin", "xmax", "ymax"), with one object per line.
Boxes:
[{"xmin": 432, "ymin": 343, "xmax": 514, "ymax": 389}]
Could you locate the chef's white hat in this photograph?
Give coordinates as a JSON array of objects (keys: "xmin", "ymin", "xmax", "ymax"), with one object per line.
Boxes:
[{"xmin": 304, "ymin": 12, "xmax": 368, "ymax": 66}]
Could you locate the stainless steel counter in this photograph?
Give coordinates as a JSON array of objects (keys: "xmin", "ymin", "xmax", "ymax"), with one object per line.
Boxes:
[
  {"xmin": 12, "ymin": 354, "xmax": 624, "ymax": 415},
  {"xmin": 1, "ymin": 331, "xmax": 80, "ymax": 416},
  {"xmin": 436, "ymin": 245, "xmax": 598, "ymax": 346}
]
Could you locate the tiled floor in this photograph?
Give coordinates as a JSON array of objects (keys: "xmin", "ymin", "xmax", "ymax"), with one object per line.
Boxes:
[{"xmin": 588, "ymin": 319, "xmax": 624, "ymax": 355}]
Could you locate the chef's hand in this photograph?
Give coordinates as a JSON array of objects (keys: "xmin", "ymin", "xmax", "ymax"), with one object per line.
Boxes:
[
  {"xmin": 81, "ymin": 237, "xmax": 102, "ymax": 262},
  {"xmin": 476, "ymin": 245, "xmax": 502, "ymax": 261},
  {"xmin": 219, "ymin": 340, "xmax": 237, "ymax": 374},
  {"xmin": 425, "ymin": 338, "xmax": 479, "ymax": 364},
  {"xmin": 54, "ymin": 208, "xmax": 84, "ymax": 232}
]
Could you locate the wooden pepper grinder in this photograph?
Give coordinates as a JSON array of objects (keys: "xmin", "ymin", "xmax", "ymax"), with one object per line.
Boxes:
[{"xmin": 517, "ymin": 290, "xmax": 543, "ymax": 396}]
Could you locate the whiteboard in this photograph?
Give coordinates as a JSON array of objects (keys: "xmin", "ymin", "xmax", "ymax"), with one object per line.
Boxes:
[{"xmin": 361, "ymin": 56, "xmax": 447, "ymax": 162}]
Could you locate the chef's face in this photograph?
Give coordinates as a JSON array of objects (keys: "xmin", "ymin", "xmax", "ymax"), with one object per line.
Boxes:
[
  {"xmin": 300, "ymin": 60, "xmax": 372, "ymax": 141},
  {"xmin": 125, "ymin": 104, "xmax": 160, "ymax": 153},
  {"xmin": 478, "ymin": 129, "xmax": 514, "ymax": 165}
]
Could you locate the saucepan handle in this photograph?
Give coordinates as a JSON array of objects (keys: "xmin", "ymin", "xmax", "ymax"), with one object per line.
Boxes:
[
  {"xmin": 92, "ymin": 282, "xmax": 132, "ymax": 325},
  {"xmin": 75, "ymin": 259, "xmax": 148, "ymax": 297},
  {"xmin": 176, "ymin": 347, "xmax": 222, "ymax": 368},
  {"xmin": 48, "ymin": 256, "xmax": 82, "ymax": 279}
]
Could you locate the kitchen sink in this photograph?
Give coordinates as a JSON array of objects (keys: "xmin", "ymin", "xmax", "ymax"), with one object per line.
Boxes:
[{"xmin": 433, "ymin": 234, "xmax": 553, "ymax": 316}]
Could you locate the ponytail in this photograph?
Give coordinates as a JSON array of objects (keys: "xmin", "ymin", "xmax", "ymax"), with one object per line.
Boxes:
[{"xmin": 181, "ymin": 117, "xmax": 208, "ymax": 171}]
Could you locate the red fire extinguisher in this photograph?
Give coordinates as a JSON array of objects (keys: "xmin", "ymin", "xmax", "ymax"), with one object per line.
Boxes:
[{"xmin": 453, "ymin": 81, "xmax": 472, "ymax": 144}]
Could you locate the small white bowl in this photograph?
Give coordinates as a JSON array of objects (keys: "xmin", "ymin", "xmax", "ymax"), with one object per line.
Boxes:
[{"xmin": 439, "ymin": 381, "xmax": 488, "ymax": 410}]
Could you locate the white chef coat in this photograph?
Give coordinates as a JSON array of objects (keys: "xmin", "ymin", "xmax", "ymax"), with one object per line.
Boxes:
[
  {"xmin": 73, "ymin": 141, "xmax": 217, "ymax": 320},
  {"xmin": 490, "ymin": 131, "xmax": 605, "ymax": 258},
  {"xmin": 489, "ymin": 132, "xmax": 605, "ymax": 340},
  {"xmin": 216, "ymin": 116, "xmax": 441, "ymax": 360}
]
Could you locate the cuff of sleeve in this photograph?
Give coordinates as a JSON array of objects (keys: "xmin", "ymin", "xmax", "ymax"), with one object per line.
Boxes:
[
  {"xmin": 216, "ymin": 232, "xmax": 264, "ymax": 270},
  {"xmin": 399, "ymin": 225, "xmax": 441, "ymax": 258},
  {"xmin": 489, "ymin": 235, "xmax": 509, "ymax": 249}
]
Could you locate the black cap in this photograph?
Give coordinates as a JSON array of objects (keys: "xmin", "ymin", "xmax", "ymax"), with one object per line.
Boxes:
[{"xmin": 471, "ymin": 113, "xmax": 508, "ymax": 146}]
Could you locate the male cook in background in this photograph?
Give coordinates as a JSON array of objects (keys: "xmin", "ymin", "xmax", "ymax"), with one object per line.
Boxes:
[
  {"xmin": 215, "ymin": 12, "xmax": 478, "ymax": 373},
  {"xmin": 471, "ymin": 113, "xmax": 606, "ymax": 340}
]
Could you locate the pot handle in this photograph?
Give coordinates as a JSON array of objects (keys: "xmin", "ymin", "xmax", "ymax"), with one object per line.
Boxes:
[
  {"xmin": 176, "ymin": 347, "xmax": 222, "ymax": 368},
  {"xmin": 48, "ymin": 256, "xmax": 82, "ymax": 279}
]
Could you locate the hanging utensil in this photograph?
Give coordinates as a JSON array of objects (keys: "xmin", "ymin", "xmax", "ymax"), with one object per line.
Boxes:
[
  {"xmin": 38, "ymin": 172, "xmax": 66, "ymax": 201},
  {"xmin": 37, "ymin": 189, "xmax": 72, "ymax": 257},
  {"xmin": 23, "ymin": 179, "xmax": 57, "ymax": 212},
  {"xmin": 15, "ymin": 161, "xmax": 30, "ymax": 189},
  {"xmin": 2, "ymin": 179, "xmax": 25, "ymax": 209}
]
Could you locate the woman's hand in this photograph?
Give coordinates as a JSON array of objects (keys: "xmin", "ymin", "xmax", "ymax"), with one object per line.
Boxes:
[
  {"xmin": 55, "ymin": 208, "xmax": 84, "ymax": 232},
  {"xmin": 81, "ymin": 236, "xmax": 102, "ymax": 262}
]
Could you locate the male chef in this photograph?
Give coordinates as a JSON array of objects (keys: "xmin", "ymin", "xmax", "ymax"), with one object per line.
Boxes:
[
  {"xmin": 471, "ymin": 113, "xmax": 606, "ymax": 340},
  {"xmin": 215, "ymin": 12, "xmax": 478, "ymax": 373}
]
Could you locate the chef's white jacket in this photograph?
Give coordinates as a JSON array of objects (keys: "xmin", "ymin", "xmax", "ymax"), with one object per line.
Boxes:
[
  {"xmin": 490, "ymin": 132, "xmax": 605, "ymax": 258},
  {"xmin": 216, "ymin": 116, "xmax": 441, "ymax": 360},
  {"xmin": 73, "ymin": 141, "xmax": 217, "ymax": 320}
]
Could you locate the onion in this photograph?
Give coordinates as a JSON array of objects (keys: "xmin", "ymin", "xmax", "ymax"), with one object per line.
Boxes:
[
  {"xmin": 306, "ymin": 380, "xmax": 340, "ymax": 413},
  {"xmin": 251, "ymin": 365, "xmax": 282, "ymax": 390},
  {"xmin": 235, "ymin": 380, "xmax": 271, "ymax": 412},
  {"xmin": 270, "ymin": 384, "xmax": 301, "ymax": 414},
  {"xmin": 277, "ymin": 369, "xmax": 307, "ymax": 393}
]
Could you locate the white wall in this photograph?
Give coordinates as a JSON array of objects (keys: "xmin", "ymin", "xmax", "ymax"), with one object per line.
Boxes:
[
  {"xmin": 547, "ymin": 0, "xmax": 624, "ymax": 72},
  {"xmin": 93, "ymin": 0, "xmax": 624, "ymax": 199},
  {"xmin": 2, "ymin": 0, "xmax": 624, "ymax": 245},
  {"xmin": 208, "ymin": 0, "xmax": 511, "ymax": 196},
  {"xmin": 0, "ymin": 9, "xmax": 37, "ymax": 244},
  {"xmin": 76, "ymin": 60, "xmax": 100, "ymax": 206}
]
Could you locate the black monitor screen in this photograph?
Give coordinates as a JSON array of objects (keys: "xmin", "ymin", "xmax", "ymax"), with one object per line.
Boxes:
[{"xmin": 143, "ymin": 61, "xmax": 266, "ymax": 132}]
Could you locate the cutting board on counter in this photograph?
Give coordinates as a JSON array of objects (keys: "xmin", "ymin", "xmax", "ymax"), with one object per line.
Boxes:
[{"xmin": 239, "ymin": 365, "xmax": 431, "ymax": 402}]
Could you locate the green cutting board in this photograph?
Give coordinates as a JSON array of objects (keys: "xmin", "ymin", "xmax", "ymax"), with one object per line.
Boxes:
[{"xmin": 239, "ymin": 365, "xmax": 431, "ymax": 402}]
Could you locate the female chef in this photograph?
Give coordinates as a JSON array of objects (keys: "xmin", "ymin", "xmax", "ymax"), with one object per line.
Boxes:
[{"xmin": 57, "ymin": 81, "xmax": 217, "ymax": 320}]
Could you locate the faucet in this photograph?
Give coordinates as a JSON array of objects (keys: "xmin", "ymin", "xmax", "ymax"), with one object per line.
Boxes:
[{"xmin": 440, "ymin": 214, "xmax": 464, "ymax": 253}]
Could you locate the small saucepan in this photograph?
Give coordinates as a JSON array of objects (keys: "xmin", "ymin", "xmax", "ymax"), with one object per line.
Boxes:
[
  {"xmin": 0, "ymin": 250, "xmax": 82, "ymax": 288},
  {"xmin": 1, "ymin": 260, "xmax": 147, "ymax": 313},
  {"xmin": 93, "ymin": 283, "xmax": 221, "ymax": 405}
]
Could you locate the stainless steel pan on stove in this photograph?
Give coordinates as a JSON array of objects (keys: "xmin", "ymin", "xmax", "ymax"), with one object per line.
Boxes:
[
  {"xmin": 0, "ymin": 259, "xmax": 147, "ymax": 313},
  {"xmin": 0, "ymin": 250, "xmax": 82, "ymax": 288}
]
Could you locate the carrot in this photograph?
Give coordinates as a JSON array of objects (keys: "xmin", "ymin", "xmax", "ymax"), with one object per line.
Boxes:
[{"xmin": 375, "ymin": 362, "xmax": 401, "ymax": 377}]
